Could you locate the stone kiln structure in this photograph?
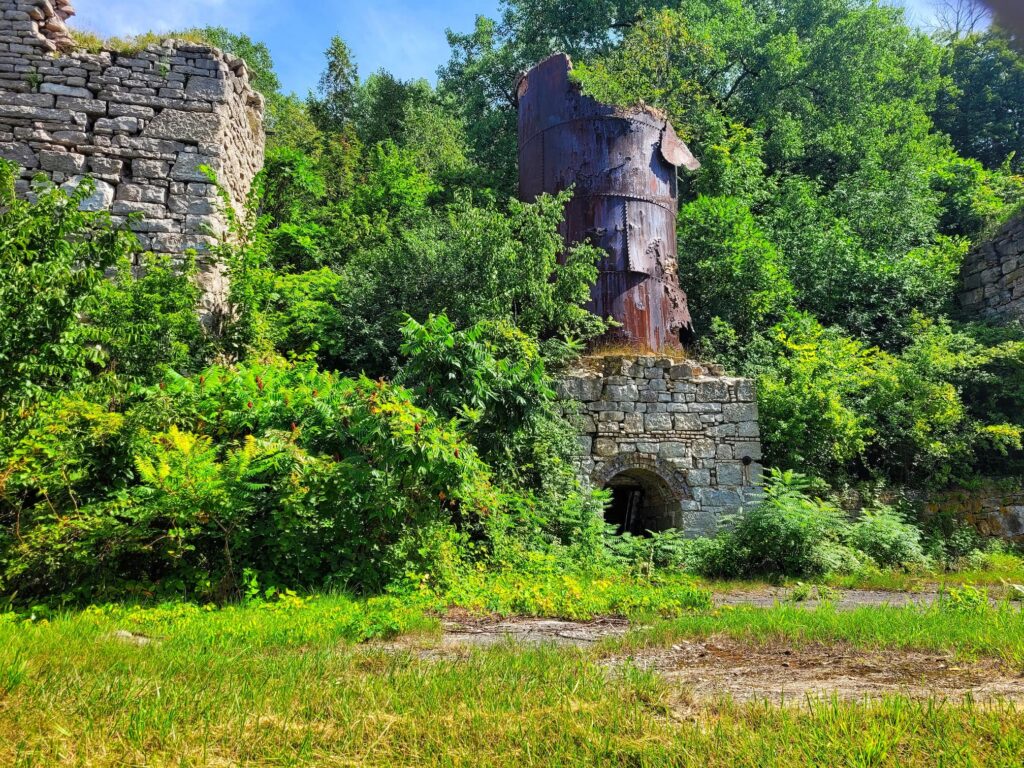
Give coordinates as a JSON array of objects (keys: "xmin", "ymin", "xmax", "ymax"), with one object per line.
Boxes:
[
  {"xmin": 515, "ymin": 54, "xmax": 764, "ymax": 534},
  {"xmin": 0, "ymin": 0, "xmax": 265, "ymax": 315},
  {"xmin": 559, "ymin": 357, "xmax": 763, "ymax": 536},
  {"xmin": 959, "ymin": 214, "xmax": 1024, "ymax": 322}
]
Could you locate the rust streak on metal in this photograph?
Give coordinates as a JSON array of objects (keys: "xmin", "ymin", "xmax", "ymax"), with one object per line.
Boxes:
[{"xmin": 517, "ymin": 53, "xmax": 700, "ymax": 353}]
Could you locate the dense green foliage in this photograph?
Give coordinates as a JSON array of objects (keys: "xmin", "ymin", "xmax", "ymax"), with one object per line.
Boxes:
[
  {"xmin": 0, "ymin": 155, "xmax": 608, "ymax": 604},
  {"xmin": 4, "ymin": 0, "xmax": 1024, "ymax": 604}
]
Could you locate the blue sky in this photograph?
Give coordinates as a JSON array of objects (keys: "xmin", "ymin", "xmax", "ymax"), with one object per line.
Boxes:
[{"xmin": 73, "ymin": 0, "xmax": 941, "ymax": 96}]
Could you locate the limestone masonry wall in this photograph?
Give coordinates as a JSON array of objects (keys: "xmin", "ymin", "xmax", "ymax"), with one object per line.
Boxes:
[
  {"xmin": 0, "ymin": 0, "xmax": 265, "ymax": 315},
  {"xmin": 959, "ymin": 214, "xmax": 1024, "ymax": 321},
  {"xmin": 925, "ymin": 486, "xmax": 1024, "ymax": 543},
  {"xmin": 558, "ymin": 356, "xmax": 764, "ymax": 536}
]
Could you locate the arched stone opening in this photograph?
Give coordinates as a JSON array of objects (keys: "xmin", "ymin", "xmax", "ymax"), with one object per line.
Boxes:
[
  {"xmin": 593, "ymin": 455, "xmax": 690, "ymax": 537},
  {"xmin": 604, "ymin": 468, "xmax": 679, "ymax": 536}
]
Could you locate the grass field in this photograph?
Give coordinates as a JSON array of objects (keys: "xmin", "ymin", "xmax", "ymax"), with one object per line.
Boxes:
[{"xmin": 3, "ymin": 589, "xmax": 1023, "ymax": 766}]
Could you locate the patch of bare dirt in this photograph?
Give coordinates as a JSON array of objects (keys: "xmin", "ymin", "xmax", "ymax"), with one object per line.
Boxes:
[
  {"xmin": 385, "ymin": 607, "xmax": 1024, "ymax": 704},
  {"xmin": 439, "ymin": 616, "xmax": 630, "ymax": 647},
  {"xmin": 612, "ymin": 637, "xmax": 1024, "ymax": 705},
  {"xmin": 374, "ymin": 616, "xmax": 630, "ymax": 659},
  {"xmin": 377, "ymin": 592, "xmax": 1024, "ymax": 703}
]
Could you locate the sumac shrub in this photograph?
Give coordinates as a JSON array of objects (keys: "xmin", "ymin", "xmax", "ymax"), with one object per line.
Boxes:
[
  {"xmin": 848, "ymin": 507, "xmax": 927, "ymax": 569},
  {"xmin": 0, "ymin": 360, "xmax": 505, "ymax": 602}
]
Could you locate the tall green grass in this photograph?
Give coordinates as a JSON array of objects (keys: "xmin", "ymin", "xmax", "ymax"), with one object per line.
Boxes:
[
  {"xmin": 2, "ymin": 593, "xmax": 1024, "ymax": 765},
  {"xmin": 2, "ymin": 607, "xmax": 1022, "ymax": 766}
]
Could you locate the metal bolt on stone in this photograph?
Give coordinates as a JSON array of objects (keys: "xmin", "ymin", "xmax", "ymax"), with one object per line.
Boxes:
[{"xmin": 517, "ymin": 53, "xmax": 701, "ymax": 354}]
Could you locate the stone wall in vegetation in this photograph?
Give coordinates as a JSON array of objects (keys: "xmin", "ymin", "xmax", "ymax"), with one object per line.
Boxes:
[
  {"xmin": 925, "ymin": 487, "xmax": 1024, "ymax": 543},
  {"xmin": 959, "ymin": 214, "xmax": 1024, "ymax": 322},
  {"xmin": 0, "ymin": 0, "xmax": 265, "ymax": 315}
]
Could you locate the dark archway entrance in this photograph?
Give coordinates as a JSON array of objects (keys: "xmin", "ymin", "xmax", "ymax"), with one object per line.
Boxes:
[{"xmin": 603, "ymin": 468, "xmax": 679, "ymax": 536}]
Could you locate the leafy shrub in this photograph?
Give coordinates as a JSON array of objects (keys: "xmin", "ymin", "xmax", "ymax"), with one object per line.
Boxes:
[
  {"xmin": 0, "ymin": 162, "xmax": 137, "ymax": 412},
  {"xmin": 848, "ymin": 507, "xmax": 927, "ymax": 569},
  {"xmin": 91, "ymin": 253, "xmax": 211, "ymax": 382},
  {"xmin": 757, "ymin": 313, "xmax": 1023, "ymax": 485},
  {"xmin": 938, "ymin": 584, "xmax": 991, "ymax": 614},
  {"xmin": 1, "ymin": 359, "xmax": 506, "ymax": 602},
  {"xmin": 679, "ymin": 535, "xmax": 743, "ymax": 579},
  {"xmin": 604, "ymin": 527, "xmax": 691, "ymax": 573},
  {"xmin": 730, "ymin": 470, "xmax": 848, "ymax": 578},
  {"xmin": 680, "ymin": 471, "xmax": 851, "ymax": 579}
]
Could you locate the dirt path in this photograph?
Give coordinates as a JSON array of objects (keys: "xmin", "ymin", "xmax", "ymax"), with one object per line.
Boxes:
[
  {"xmin": 616, "ymin": 637, "xmax": 1024, "ymax": 705},
  {"xmin": 406, "ymin": 590, "xmax": 1024, "ymax": 704},
  {"xmin": 428, "ymin": 589, "xmax": 947, "ymax": 653}
]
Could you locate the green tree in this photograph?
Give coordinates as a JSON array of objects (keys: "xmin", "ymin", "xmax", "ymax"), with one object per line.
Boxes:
[
  {"xmin": 934, "ymin": 30, "xmax": 1024, "ymax": 172},
  {"xmin": 308, "ymin": 36, "xmax": 360, "ymax": 133}
]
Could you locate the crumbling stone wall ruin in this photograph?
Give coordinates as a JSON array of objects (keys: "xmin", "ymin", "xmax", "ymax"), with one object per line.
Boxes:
[
  {"xmin": 959, "ymin": 214, "xmax": 1024, "ymax": 322},
  {"xmin": 0, "ymin": 0, "xmax": 265, "ymax": 315},
  {"xmin": 559, "ymin": 356, "xmax": 764, "ymax": 536}
]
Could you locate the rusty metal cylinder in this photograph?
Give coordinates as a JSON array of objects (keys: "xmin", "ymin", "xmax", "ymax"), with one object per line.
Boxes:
[{"xmin": 517, "ymin": 53, "xmax": 699, "ymax": 353}]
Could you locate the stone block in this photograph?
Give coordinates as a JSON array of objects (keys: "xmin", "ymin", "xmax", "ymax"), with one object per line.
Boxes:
[
  {"xmin": 604, "ymin": 384, "xmax": 639, "ymax": 401},
  {"xmin": 690, "ymin": 403, "xmax": 722, "ymax": 414},
  {"xmin": 128, "ymin": 217, "xmax": 178, "ymax": 233},
  {"xmin": 185, "ymin": 75, "xmax": 226, "ymax": 100},
  {"xmin": 692, "ymin": 440, "xmax": 717, "ymax": 459},
  {"xmin": 736, "ymin": 442, "xmax": 762, "ymax": 461},
  {"xmin": 109, "ymin": 102, "xmax": 155, "ymax": 118},
  {"xmin": 39, "ymin": 82, "xmax": 91, "ymax": 97},
  {"xmin": 38, "ymin": 149, "xmax": 85, "ymax": 173},
  {"xmin": 723, "ymin": 403, "xmax": 758, "ymax": 422},
  {"xmin": 555, "ymin": 377, "xmax": 584, "ymax": 401},
  {"xmin": 699, "ymin": 488, "xmax": 743, "ymax": 508},
  {"xmin": 61, "ymin": 176, "xmax": 114, "ymax": 211},
  {"xmin": 133, "ymin": 158, "xmax": 168, "ymax": 178},
  {"xmin": 659, "ymin": 442, "xmax": 690, "ymax": 459},
  {"xmin": 623, "ymin": 413, "xmax": 643, "ymax": 432},
  {"xmin": 143, "ymin": 108, "xmax": 220, "ymax": 143},
  {"xmin": 55, "ymin": 96, "xmax": 106, "ymax": 114},
  {"xmin": 594, "ymin": 438, "xmax": 618, "ymax": 458},
  {"xmin": 170, "ymin": 152, "xmax": 216, "ymax": 181},
  {"xmin": 88, "ymin": 157, "xmax": 123, "ymax": 177},
  {"xmin": 112, "ymin": 200, "xmax": 169, "ymax": 217},
  {"xmin": 644, "ymin": 413, "xmax": 673, "ymax": 431},
  {"xmin": 736, "ymin": 420, "xmax": 760, "ymax": 438},
  {"xmin": 669, "ymin": 363, "xmax": 699, "ymax": 379},
  {"xmin": 736, "ymin": 380, "xmax": 756, "ymax": 402},
  {"xmin": 696, "ymin": 379, "xmax": 730, "ymax": 402},
  {"xmin": 0, "ymin": 140, "xmax": 35, "ymax": 168},
  {"xmin": 94, "ymin": 116, "xmax": 139, "ymax": 134},
  {"xmin": 685, "ymin": 469, "xmax": 711, "ymax": 487},
  {"xmin": 673, "ymin": 413, "xmax": 702, "ymax": 431},
  {"xmin": 716, "ymin": 462, "xmax": 745, "ymax": 487}
]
